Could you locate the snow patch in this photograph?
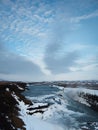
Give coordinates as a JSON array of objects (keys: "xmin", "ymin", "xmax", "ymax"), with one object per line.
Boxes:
[
  {"xmin": 16, "ymin": 85, "xmax": 24, "ymax": 90},
  {"xmin": 6, "ymin": 88, "xmax": 9, "ymax": 91},
  {"xmin": 12, "ymin": 93, "xmax": 64, "ymax": 130},
  {"xmin": 64, "ymin": 87, "xmax": 98, "ymax": 106}
]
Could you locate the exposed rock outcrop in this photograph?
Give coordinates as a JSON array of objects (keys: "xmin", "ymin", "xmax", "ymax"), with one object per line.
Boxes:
[{"xmin": 0, "ymin": 81, "xmax": 32, "ymax": 130}]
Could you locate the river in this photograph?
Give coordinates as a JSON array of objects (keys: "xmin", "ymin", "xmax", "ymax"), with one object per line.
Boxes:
[{"xmin": 23, "ymin": 84, "xmax": 98, "ymax": 130}]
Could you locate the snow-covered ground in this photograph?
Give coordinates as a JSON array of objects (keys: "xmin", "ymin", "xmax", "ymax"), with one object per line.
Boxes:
[{"xmin": 63, "ymin": 87, "xmax": 98, "ymax": 106}]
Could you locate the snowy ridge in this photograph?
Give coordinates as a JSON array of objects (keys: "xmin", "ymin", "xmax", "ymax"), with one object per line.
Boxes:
[{"xmin": 64, "ymin": 88, "xmax": 98, "ymax": 107}]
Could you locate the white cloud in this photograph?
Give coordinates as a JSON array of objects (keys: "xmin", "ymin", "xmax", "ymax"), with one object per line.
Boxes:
[
  {"xmin": 0, "ymin": 0, "xmax": 98, "ymax": 81},
  {"xmin": 70, "ymin": 10, "xmax": 98, "ymax": 23},
  {"xmin": 44, "ymin": 31, "xmax": 79, "ymax": 74},
  {"xmin": 0, "ymin": 0, "xmax": 54, "ymax": 45}
]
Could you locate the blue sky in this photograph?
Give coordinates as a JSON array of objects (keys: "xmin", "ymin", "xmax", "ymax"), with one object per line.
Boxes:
[{"xmin": 0, "ymin": 0, "xmax": 98, "ymax": 81}]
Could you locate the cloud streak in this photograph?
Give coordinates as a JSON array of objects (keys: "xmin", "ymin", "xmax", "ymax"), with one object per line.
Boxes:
[
  {"xmin": 70, "ymin": 10, "xmax": 98, "ymax": 23},
  {"xmin": 44, "ymin": 50, "xmax": 79, "ymax": 74},
  {"xmin": 44, "ymin": 23, "xmax": 79, "ymax": 74}
]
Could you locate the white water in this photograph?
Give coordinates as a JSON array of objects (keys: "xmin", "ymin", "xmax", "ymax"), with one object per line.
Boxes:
[{"xmin": 23, "ymin": 85, "xmax": 98, "ymax": 130}]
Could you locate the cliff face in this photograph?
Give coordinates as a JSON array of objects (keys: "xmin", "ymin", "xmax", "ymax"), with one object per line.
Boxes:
[
  {"xmin": 0, "ymin": 82, "xmax": 32, "ymax": 130},
  {"xmin": 79, "ymin": 92, "xmax": 98, "ymax": 112}
]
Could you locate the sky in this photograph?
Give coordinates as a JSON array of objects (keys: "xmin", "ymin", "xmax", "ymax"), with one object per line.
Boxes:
[{"xmin": 0, "ymin": 0, "xmax": 98, "ymax": 81}]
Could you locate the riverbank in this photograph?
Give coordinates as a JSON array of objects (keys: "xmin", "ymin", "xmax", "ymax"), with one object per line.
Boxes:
[
  {"xmin": 0, "ymin": 81, "xmax": 32, "ymax": 130},
  {"xmin": 0, "ymin": 81, "xmax": 63, "ymax": 130}
]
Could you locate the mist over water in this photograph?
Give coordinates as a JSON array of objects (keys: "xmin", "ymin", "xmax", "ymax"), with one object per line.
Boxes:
[{"xmin": 23, "ymin": 84, "xmax": 98, "ymax": 130}]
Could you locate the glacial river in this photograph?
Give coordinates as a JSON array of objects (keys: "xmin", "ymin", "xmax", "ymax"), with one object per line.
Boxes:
[{"xmin": 23, "ymin": 84, "xmax": 98, "ymax": 130}]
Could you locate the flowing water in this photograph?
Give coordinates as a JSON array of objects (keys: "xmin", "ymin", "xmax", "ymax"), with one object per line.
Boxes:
[{"xmin": 23, "ymin": 84, "xmax": 98, "ymax": 130}]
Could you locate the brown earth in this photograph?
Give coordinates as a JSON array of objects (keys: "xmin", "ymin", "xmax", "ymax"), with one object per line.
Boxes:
[{"xmin": 0, "ymin": 81, "xmax": 32, "ymax": 130}]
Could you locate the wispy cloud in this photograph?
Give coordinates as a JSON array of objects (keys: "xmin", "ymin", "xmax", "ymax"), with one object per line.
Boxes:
[
  {"xmin": 0, "ymin": 0, "xmax": 54, "ymax": 46},
  {"xmin": 70, "ymin": 10, "xmax": 98, "ymax": 23}
]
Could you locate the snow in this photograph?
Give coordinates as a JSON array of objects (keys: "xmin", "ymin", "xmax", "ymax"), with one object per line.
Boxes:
[
  {"xmin": 6, "ymin": 88, "xmax": 9, "ymax": 91},
  {"xmin": 12, "ymin": 84, "xmax": 98, "ymax": 130},
  {"xmin": 52, "ymin": 85, "xmax": 64, "ymax": 90},
  {"xmin": 12, "ymin": 92, "xmax": 64, "ymax": 130},
  {"xmin": 27, "ymin": 92, "xmax": 81, "ymax": 120},
  {"xmin": 81, "ymin": 126, "xmax": 89, "ymax": 129},
  {"xmin": 22, "ymin": 114, "xmax": 63, "ymax": 130},
  {"xmin": 32, "ymin": 102, "xmax": 48, "ymax": 108},
  {"xmin": 25, "ymin": 88, "xmax": 83, "ymax": 130},
  {"xmin": 16, "ymin": 85, "xmax": 24, "ymax": 90},
  {"xmin": 64, "ymin": 87, "xmax": 98, "ymax": 96},
  {"xmin": 64, "ymin": 87, "xmax": 98, "ymax": 106},
  {"xmin": 77, "ymin": 88, "xmax": 98, "ymax": 96}
]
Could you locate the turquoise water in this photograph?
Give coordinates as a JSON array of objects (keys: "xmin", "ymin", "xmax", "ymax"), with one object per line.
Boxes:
[
  {"xmin": 23, "ymin": 84, "xmax": 98, "ymax": 130},
  {"xmin": 23, "ymin": 85, "xmax": 60, "ymax": 97}
]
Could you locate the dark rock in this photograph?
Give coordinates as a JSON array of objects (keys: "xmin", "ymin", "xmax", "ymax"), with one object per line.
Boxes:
[{"xmin": 0, "ymin": 81, "xmax": 31, "ymax": 130}]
